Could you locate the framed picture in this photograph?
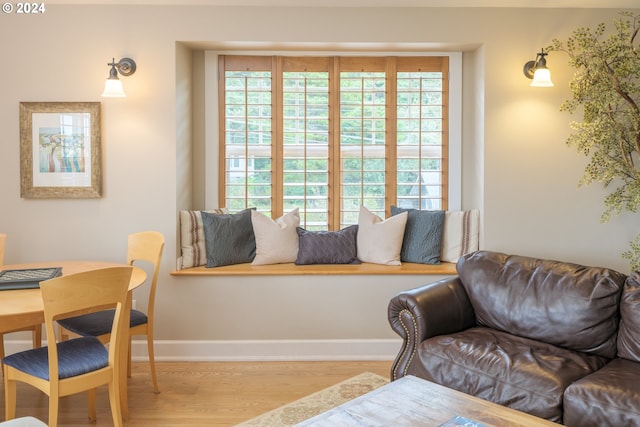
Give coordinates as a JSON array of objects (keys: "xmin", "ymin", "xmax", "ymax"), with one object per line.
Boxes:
[{"xmin": 19, "ymin": 102, "xmax": 102, "ymax": 198}]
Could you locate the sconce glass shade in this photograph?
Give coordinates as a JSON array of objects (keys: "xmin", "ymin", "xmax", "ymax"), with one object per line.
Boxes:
[
  {"xmin": 531, "ymin": 67, "xmax": 554, "ymax": 87},
  {"xmin": 524, "ymin": 48, "xmax": 554, "ymax": 88},
  {"xmin": 101, "ymin": 78, "xmax": 126, "ymax": 97},
  {"xmin": 101, "ymin": 58, "xmax": 136, "ymax": 97}
]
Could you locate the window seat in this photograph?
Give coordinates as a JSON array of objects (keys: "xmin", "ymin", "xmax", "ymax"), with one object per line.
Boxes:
[{"xmin": 171, "ymin": 261, "xmax": 457, "ymax": 277}]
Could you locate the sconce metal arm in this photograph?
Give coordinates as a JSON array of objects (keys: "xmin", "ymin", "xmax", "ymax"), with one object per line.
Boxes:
[{"xmin": 109, "ymin": 57, "xmax": 137, "ymax": 77}]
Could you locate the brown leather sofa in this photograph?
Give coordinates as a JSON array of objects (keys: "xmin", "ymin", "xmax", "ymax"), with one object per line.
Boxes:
[{"xmin": 388, "ymin": 250, "xmax": 640, "ymax": 426}]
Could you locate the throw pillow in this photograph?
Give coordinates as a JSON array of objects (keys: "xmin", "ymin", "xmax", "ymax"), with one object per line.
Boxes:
[
  {"xmin": 251, "ymin": 209, "xmax": 300, "ymax": 265},
  {"xmin": 391, "ymin": 206, "xmax": 445, "ymax": 265},
  {"xmin": 179, "ymin": 208, "xmax": 229, "ymax": 269},
  {"xmin": 295, "ymin": 225, "xmax": 359, "ymax": 265},
  {"xmin": 201, "ymin": 209, "xmax": 256, "ymax": 267},
  {"xmin": 356, "ymin": 205, "xmax": 408, "ymax": 266},
  {"xmin": 441, "ymin": 209, "xmax": 480, "ymax": 263}
]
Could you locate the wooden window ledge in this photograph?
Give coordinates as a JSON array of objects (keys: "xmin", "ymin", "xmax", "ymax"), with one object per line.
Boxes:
[{"xmin": 171, "ymin": 262, "xmax": 457, "ymax": 277}]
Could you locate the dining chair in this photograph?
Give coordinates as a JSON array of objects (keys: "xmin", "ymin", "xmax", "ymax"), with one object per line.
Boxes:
[
  {"xmin": 58, "ymin": 231, "xmax": 164, "ymax": 393},
  {"xmin": 0, "ymin": 233, "xmax": 42, "ymax": 361},
  {"xmin": 2, "ymin": 266, "xmax": 133, "ymax": 427}
]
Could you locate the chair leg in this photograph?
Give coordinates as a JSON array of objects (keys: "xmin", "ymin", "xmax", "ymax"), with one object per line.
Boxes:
[
  {"xmin": 4, "ymin": 366, "xmax": 17, "ymax": 420},
  {"xmin": 48, "ymin": 391, "xmax": 59, "ymax": 427},
  {"xmin": 0, "ymin": 334, "xmax": 5, "ymax": 360},
  {"xmin": 87, "ymin": 389, "xmax": 97, "ymax": 422},
  {"xmin": 147, "ymin": 334, "xmax": 160, "ymax": 393},
  {"xmin": 108, "ymin": 377, "xmax": 123, "ymax": 427},
  {"xmin": 120, "ymin": 371, "xmax": 129, "ymax": 421}
]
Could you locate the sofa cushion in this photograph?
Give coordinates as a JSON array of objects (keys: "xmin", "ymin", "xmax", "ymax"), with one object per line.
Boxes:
[
  {"xmin": 564, "ymin": 358, "xmax": 640, "ymax": 427},
  {"xmin": 618, "ymin": 271, "xmax": 640, "ymax": 362},
  {"xmin": 456, "ymin": 250, "xmax": 626, "ymax": 358},
  {"xmin": 417, "ymin": 326, "xmax": 609, "ymax": 423}
]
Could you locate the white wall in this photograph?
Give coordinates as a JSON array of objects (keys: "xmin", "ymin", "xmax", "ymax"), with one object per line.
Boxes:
[{"xmin": 1, "ymin": 5, "xmax": 638, "ymax": 360}]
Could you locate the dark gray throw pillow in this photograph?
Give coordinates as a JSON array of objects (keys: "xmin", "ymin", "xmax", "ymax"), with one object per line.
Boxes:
[
  {"xmin": 201, "ymin": 209, "xmax": 256, "ymax": 267},
  {"xmin": 390, "ymin": 206, "xmax": 445, "ymax": 264},
  {"xmin": 295, "ymin": 225, "xmax": 360, "ymax": 265}
]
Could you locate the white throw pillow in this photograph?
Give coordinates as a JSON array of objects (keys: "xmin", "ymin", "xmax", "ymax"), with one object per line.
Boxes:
[
  {"xmin": 357, "ymin": 205, "xmax": 408, "ymax": 265},
  {"xmin": 251, "ymin": 208, "xmax": 300, "ymax": 265},
  {"xmin": 441, "ymin": 209, "xmax": 480, "ymax": 263}
]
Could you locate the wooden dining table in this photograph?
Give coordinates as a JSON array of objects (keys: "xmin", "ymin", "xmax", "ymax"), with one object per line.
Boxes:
[{"xmin": 0, "ymin": 260, "xmax": 147, "ymax": 420}]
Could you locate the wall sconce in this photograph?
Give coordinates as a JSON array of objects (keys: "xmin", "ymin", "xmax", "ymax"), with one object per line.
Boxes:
[
  {"xmin": 523, "ymin": 48, "xmax": 554, "ymax": 88},
  {"xmin": 101, "ymin": 57, "xmax": 137, "ymax": 97}
]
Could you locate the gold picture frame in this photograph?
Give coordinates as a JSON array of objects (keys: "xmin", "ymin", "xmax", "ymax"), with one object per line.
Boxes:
[{"xmin": 20, "ymin": 102, "xmax": 101, "ymax": 198}]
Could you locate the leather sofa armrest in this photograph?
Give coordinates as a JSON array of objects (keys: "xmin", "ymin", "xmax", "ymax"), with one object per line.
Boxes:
[{"xmin": 388, "ymin": 276, "xmax": 475, "ymax": 380}]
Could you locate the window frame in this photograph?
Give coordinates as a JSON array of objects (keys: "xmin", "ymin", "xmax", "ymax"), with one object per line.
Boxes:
[{"xmin": 205, "ymin": 51, "xmax": 462, "ymax": 226}]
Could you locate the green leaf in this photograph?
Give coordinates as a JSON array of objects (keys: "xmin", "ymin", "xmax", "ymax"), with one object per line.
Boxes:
[{"xmin": 558, "ymin": 12, "xmax": 640, "ymax": 271}]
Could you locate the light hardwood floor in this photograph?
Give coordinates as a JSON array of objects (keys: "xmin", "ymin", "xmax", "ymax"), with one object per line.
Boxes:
[{"xmin": 0, "ymin": 361, "xmax": 392, "ymax": 426}]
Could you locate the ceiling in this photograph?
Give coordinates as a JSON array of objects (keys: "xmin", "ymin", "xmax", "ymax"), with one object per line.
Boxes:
[{"xmin": 41, "ymin": 0, "xmax": 640, "ymax": 7}]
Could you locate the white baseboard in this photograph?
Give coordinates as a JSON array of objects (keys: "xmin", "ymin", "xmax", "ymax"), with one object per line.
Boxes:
[{"xmin": 4, "ymin": 338, "xmax": 401, "ymax": 362}]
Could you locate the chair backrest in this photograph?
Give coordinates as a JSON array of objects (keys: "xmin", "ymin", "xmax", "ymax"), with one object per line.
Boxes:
[
  {"xmin": 126, "ymin": 231, "xmax": 164, "ymax": 319},
  {"xmin": 40, "ymin": 267, "xmax": 133, "ymax": 381},
  {"xmin": 0, "ymin": 233, "xmax": 6, "ymax": 266}
]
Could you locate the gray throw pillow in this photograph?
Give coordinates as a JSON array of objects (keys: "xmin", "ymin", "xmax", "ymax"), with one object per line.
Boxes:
[
  {"xmin": 391, "ymin": 206, "xmax": 445, "ymax": 264},
  {"xmin": 295, "ymin": 225, "xmax": 360, "ymax": 265},
  {"xmin": 201, "ymin": 209, "xmax": 256, "ymax": 267}
]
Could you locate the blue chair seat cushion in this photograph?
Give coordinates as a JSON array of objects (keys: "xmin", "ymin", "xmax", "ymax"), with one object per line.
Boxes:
[
  {"xmin": 2, "ymin": 337, "xmax": 108, "ymax": 380},
  {"xmin": 57, "ymin": 308, "xmax": 148, "ymax": 337}
]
